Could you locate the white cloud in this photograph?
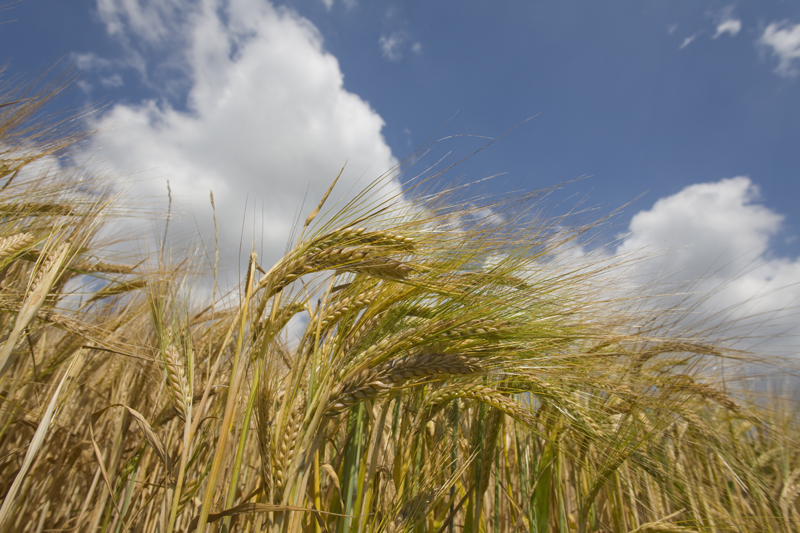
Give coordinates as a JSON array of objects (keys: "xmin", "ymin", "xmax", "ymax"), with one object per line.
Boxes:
[
  {"xmin": 617, "ymin": 177, "xmax": 780, "ymax": 276},
  {"xmin": 680, "ymin": 34, "xmax": 697, "ymax": 50},
  {"xmin": 73, "ymin": 52, "xmax": 113, "ymax": 70},
  {"xmin": 100, "ymin": 74, "xmax": 124, "ymax": 88},
  {"xmin": 96, "ymin": 0, "xmax": 188, "ymax": 44},
  {"xmin": 667, "ymin": 24, "xmax": 678, "ymax": 36},
  {"xmin": 379, "ymin": 31, "xmax": 406, "ymax": 61},
  {"xmin": 320, "ymin": 0, "xmax": 334, "ymax": 10},
  {"xmin": 378, "ymin": 31, "xmax": 421, "ymax": 61},
  {"xmin": 712, "ymin": 5, "xmax": 741, "ymax": 39},
  {"xmin": 85, "ymin": 0, "xmax": 399, "ymax": 281},
  {"xmin": 713, "ymin": 18, "xmax": 741, "ymax": 39},
  {"xmin": 615, "ymin": 177, "xmax": 800, "ymax": 356},
  {"xmin": 759, "ymin": 21, "xmax": 800, "ymax": 77}
]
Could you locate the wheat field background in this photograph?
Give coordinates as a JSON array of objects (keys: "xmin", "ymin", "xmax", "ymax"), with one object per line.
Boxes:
[{"xmin": 0, "ymin": 76, "xmax": 798, "ymax": 533}]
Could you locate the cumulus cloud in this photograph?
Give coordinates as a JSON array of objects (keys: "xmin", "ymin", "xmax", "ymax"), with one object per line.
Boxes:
[
  {"xmin": 617, "ymin": 178, "xmax": 780, "ymax": 277},
  {"xmin": 759, "ymin": 21, "xmax": 800, "ymax": 77},
  {"xmin": 615, "ymin": 177, "xmax": 799, "ymax": 355},
  {"xmin": 84, "ymin": 0, "xmax": 399, "ymax": 281}
]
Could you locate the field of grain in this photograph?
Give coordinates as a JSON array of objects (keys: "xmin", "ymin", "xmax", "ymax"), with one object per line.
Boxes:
[{"xmin": 1, "ymin": 79, "xmax": 798, "ymax": 533}]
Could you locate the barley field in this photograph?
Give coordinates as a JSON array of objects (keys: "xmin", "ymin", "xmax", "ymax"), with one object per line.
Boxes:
[{"xmin": 1, "ymin": 80, "xmax": 798, "ymax": 533}]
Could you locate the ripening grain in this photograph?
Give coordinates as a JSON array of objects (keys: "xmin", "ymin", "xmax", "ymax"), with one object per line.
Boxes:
[{"xmin": 0, "ymin": 76, "xmax": 798, "ymax": 533}]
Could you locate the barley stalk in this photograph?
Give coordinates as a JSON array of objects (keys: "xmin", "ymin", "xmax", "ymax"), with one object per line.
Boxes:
[
  {"xmin": 326, "ymin": 353, "xmax": 483, "ymax": 416},
  {"xmin": 71, "ymin": 260, "xmax": 136, "ymax": 274},
  {"xmin": 258, "ymin": 232, "xmax": 414, "ymax": 296},
  {"xmin": 1, "ymin": 82, "xmax": 796, "ymax": 533},
  {"xmin": 437, "ymin": 318, "xmax": 514, "ymax": 338},
  {"xmin": 461, "ymin": 387, "xmax": 537, "ymax": 428},
  {"xmin": 0, "ymin": 240, "xmax": 70, "ymax": 378},
  {"xmin": 0, "ymin": 202, "xmax": 75, "ymax": 216},
  {"xmin": 345, "ymin": 325, "xmax": 425, "ymax": 372},
  {"xmin": 0, "ymin": 232, "xmax": 34, "ymax": 260},
  {"xmin": 303, "ymin": 227, "xmax": 415, "ymax": 254},
  {"xmin": 273, "ymin": 400, "xmax": 304, "ymax": 501},
  {"xmin": 780, "ymin": 466, "xmax": 800, "ymax": 527},
  {"xmin": 176, "ymin": 477, "xmax": 201, "ymax": 515},
  {"xmin": 476, "ymin": 406, "xmax": 503, "ymax": 499},
  {"xmin": 163, "ymin": 345, "xmax": 191, "ymax": 421},
  {"xmin": 317, "ymin": 288, "xmax": 383, "ymax": 331},
  {"xmin": 255, "ymin": 387, "xmax": 274, "ymax": 499},
  {"xmin": 341, "ymin": 312, "xmax": 387, "ymax": 355}
]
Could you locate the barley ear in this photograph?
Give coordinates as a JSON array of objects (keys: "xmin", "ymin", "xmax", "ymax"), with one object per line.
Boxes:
[
  {"xmin": 0, "ymin": 232, "xmax": 35, "ymax": 261},
  {"xmin": 0, "ymin": 240, "xmax": 70, "ymax": 378},
  {"xmin": 163, "ymin": 345, "xmax": 191, "ymax": 421}
]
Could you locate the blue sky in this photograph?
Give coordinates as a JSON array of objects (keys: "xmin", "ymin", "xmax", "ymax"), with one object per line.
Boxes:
[{"xmin": 2, "ymin": 0, "xmax": 799, "ymax": 354}]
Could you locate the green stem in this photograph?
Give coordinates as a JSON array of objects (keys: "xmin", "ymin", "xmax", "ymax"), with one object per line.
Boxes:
[
  {"xmin": 221, "ymin": 364, "xmax": 261, "ymax": 533},
  {"xmin": 195, "ymin": 253, "xmax": 257, "ymax": 532}
]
